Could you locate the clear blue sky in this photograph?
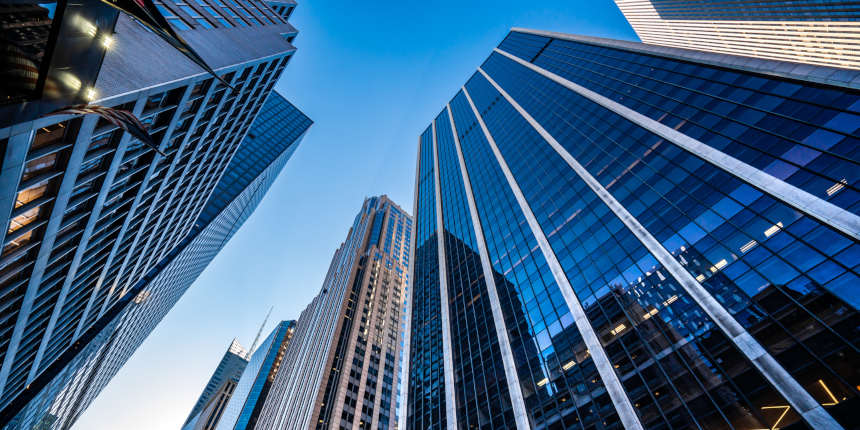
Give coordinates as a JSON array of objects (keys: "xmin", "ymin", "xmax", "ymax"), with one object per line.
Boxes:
[{"xmin": 73, "ymin": 2, "xmax": 636, "ymax": 429}]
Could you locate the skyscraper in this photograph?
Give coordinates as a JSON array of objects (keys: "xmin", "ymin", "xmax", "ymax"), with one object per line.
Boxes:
[
  {"xmin": 614, "ymin": 0, "xmax": 860, "ymax": 69},
  {"xmin": 0, "ymin": 2, "xmax": 311, "ymax": 420},
  {"xmin": 405, "ymin": 28, "xmax": 858, "ymax": 430},
  {"xmin": 256, "ymin": 196, "xmax": 412, "ymax": 430},
  {"xmin": 183, "ymin": 340, "xmax": 251, "ymax": 430},
  {"xmin": 215, "ymin": 320, "xmax": 296, "ymax": 430}
]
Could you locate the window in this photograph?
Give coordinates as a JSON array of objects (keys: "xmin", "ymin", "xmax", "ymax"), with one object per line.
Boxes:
[
  {"xmin": 156, "ymin": 4, "xmax": 192, "ymax": 30},
  {"xmin": 21, "ymin": 152, "xmax": 60, "ymax": 182}
]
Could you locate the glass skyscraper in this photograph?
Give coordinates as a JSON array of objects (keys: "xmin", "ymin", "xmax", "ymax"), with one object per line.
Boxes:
[
  {"xmin": 257, "ymin": 196, "xmax": 412, "ymax": 430},
  {"xmin": 614, "ymin": 0, "xmax": 860, "ymax": 69},
  {"xmin": 183, "ymin": 340, "xmax": 251, "ymax": 430},
  {"xmin": 215, "ymin": 320, "xmax": 296, "ymax": 430},
  {"xmin": 404, "ymin": 28, "xmax": 858, "ymax": 430}
]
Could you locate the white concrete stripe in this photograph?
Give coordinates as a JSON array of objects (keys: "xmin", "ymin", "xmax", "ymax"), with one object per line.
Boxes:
[
  {"xmin": 446, "ymin": 102, "xmax": 532, "ymax": 430},
  {"xmin": 494, "ymin": 47, "xmax": 860, "ymax": 242},
  {"xmin": 508, "ymin": 27, "xmax": 860, "ymax": 90},
  {"xmin": 476, "ymin": 66, "xmax": 842, "ymax": 430},
  {"xmin": 432, "ymin": 119, "xmax": 458, "ymax": 430},
  {"xmin": 462, "ymin": 84, "xmax": 644, "ymax": 430},
  {"xmin": 397, "ymin": 133, "xmax": 421, "ymax": 430}
]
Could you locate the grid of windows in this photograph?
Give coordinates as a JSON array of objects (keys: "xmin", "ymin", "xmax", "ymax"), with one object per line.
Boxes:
[
  {"xmin": 500, "ymin": 32, "xmax": 860, "ymax": 218},
  {"xmin": 434, "ymin": 107, "xmax": 514, "ymax": 428},
  {"xmin": 153, "ymin": 0, "xmax": 289, "ymax": 30},
  {"xmin": 0, "ymin": 42, "xmax": 304, "ymax": 427},
  {"xmin": 468, "ymin": 65, "xmax": 808, "ymax": 429},
  {"xmin": 449, "ymin": 89, "xmax": 622, "ymax": 429},
  {"xmin": 254, "ymin": 197, "xmax": 409, "ymax": 430},
  {"xmin": 615, "ymin": 0, "xmax": 860, "ymax": 68},
  {"xmin": 405, "ymin": 129, "xmax": 448, "ymax": 430},
  {"xmin": 488, "ymin": 33, "xmax": 858, "ymax": 427},
  {"xmin": 410, "ymin": 29, "xmax": 858, "ymax": 430}
]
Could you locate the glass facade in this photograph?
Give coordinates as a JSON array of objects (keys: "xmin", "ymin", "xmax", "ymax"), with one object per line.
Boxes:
[
  {"xmin": 214, "ymin": 320, "xmax": 295, "ymax": 430},
  {"xmin": 435, "ymin": 107, "xmax": 514, "ymax": 428},
  {"xmin": 406, "ymin": 28, "xmax": 858, "ymax": 430},
  {"xmin": 406, "ymin": 128, "xmax": 448, "ymax": 430},
  {"xmin": 182, "ymin": 340, "xmax": 250, "ymax": 430}
]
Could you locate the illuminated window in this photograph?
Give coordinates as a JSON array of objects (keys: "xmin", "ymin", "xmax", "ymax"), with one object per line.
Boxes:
[
  {"xmin": 8, "ymin": 206, "xmax": 42, "ymax": 234},
  {"xmin": 156, "ymin": 3, "xmax": 192, "ymax": 31},
  {"xmin": 15, "ymin": 182, "xmax": 50, "ymax": 208},
  {"xmin": 21, "ymin": 152, "xmax": 60, "ymax": 182},
  {"xmin": 31, "ymin": 123, "xmax": 67, "ymax": 150},
  {"xmin": 3, "ymin": 229, "xmax": 35, "ymax": 256}
]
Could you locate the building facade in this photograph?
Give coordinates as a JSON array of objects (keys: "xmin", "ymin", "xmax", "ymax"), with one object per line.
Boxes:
[
  {"xmin": 183, "ymin": 340, "xmax": 251, "ymax": 430},
  {"xmin": 614, "ymin": 0, "xmax": 860, "ymax": 69},
  {"xmin": 0, "ymin": 0, "xmax": 118, "ymax": 127},
  {"xmin": 0, "ymin": 1, "xmax": 311, "ymax": 422},
  {"xmin": 404, "ymin": 28, "xmax": 859, "ymax": 430},
  {"xmin": 215, "ymin": 320, "xmax": 296, "ymax": 430},
  {"xmin": 256, "ymin": 196, "xmax": 412, "ymax": 430}
]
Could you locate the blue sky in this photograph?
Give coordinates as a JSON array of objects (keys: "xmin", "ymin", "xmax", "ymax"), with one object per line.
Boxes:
[{"xmin": 73, "ymin": 1, "xmax": 636, "ymax": 429}]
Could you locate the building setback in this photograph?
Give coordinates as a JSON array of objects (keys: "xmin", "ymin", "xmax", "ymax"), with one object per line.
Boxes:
[
  {"xmin": 183, "ymin": 340, "xmax": 251, "ymax": 430},
  {"xmin": 614, "ymin": 0, "xmax": 860, "ymax": 69},
  {"xmin": 257, "ymin": 196, "xmax": 412, "ymax": 430},
  {"xmin": 0, "ymin": 1, "xmax": 311, "ymax": 422},
  {"xmin": 404, "ymin": 28, "xmax": 859, "ymax": 430},
  {"xmin": 215, "ymin": 320, "xmax": 296, "ymax": 430}
]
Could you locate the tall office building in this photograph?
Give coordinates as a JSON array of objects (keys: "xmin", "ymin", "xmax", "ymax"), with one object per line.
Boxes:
[
  {"xmin": 614, "ymin": 0, "xmax": 860, "ymax": 69},
  {"xmin": 0, "ymin": 0, "xmax": 311, "ymax": 422},
  {"xmin": 215, "ymin": 320, "xmax": 296, "ymax": 430},
  {"xmin": 256, "ymin": 196, "xmax": 412, "ymax": 430},
  {"xmin": 404, "ymin": 28, "xmax": 858, "ymax": 430},
  {"xmin": 183, "ymin": 340, "xmax": 251, "ymax": 430}
]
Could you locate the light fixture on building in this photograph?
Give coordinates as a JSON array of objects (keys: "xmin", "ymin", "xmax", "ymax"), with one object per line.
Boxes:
[
  {"xmin": 101, "ymin": 34, "xmax": 114, "ymax": 49},
  {"xmin": 75, "ymin": 15, "xmax": 98, "ymax": 37},
  {"xmin": 60, "ymin": 73, "xmax": 82, "ymax": 91},
  {"xmin": 84, "ymin": 87, "xmax": 97, "ymax": 101}
]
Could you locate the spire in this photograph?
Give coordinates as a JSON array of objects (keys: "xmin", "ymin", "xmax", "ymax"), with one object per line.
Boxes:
[{"xmin": 248, "ymin": 306, "xmax": 273, "ymax": 356}]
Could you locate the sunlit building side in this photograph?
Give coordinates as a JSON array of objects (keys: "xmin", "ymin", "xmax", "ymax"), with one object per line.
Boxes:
[
  {"xmin": 257, "ymin": 196, "xmax": 412, "ymax": 430},
  {"xmin": 615, "ymin": 0, "xmax": 860, "ymax": 69}
]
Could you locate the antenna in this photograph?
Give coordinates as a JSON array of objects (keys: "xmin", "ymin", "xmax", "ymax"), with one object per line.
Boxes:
[{"xmin": 248, "ymin": 306, "xmax": 273, "ymax": 356}]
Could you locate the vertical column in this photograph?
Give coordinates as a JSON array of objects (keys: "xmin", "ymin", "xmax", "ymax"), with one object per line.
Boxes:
[
  {"xmin": 446, "ymin": 103, "xmax": 531, "ymax": 429},
  {"xmin": 462, "ymin": 86, "xmax": 644, "ymax": 430},
  {"xmin": 431, "ymin": 120, "xmax": 457, "ymax": 430},
  {"xmin": 492, "ymin": 47, "xmax": 860, "ymax": 242},
  {"xmin": 0, "ymin": 129, "xmax": 37, "ymax": 391},
  {"xmin": 397, "ymin": 136, "xmax": 420, "ymax": 430},
  {"xmin": 476, "ymin": 64, "xmax": 842, "ymax": 430},
  {"xmin": 0, "ymin": 120, "xmax": 87, "ymax": 393},
  {"xmin": 73, "ymin": 82, "xmax": 197, "ymax": 340},
  {"xmin": 28, "ymin": 98, "xmax": 141, "ymax": 380}
]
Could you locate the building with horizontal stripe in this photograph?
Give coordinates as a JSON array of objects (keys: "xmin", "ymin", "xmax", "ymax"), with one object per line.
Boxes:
[
  {"xmin": 403, "ymin": 28, "xmax": 859, "ymax": 430},
  {"xmin": 614, "ymin": 0, "xmax": 860, "ymax": 69},
  {"xmin": 256, "ymin": 196, "xmax": 412, "ymax": 430}
]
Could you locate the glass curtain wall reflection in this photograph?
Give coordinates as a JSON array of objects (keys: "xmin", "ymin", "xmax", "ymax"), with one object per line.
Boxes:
[{"xmin": 404, "ymin": 28, "xmax": 859, "ymax": 430}]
